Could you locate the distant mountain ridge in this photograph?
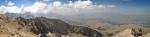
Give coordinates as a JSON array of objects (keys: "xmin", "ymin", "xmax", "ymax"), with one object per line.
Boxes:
[
  {"xmin": 4, "ymin": 12, "xmax": 83, "ymax": 25},
  {"xmin": 5, "ymin": 12, "xmax": 35, "ymax": 19}
]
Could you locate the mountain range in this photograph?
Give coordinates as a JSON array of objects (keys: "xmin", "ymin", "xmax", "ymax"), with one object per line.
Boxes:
[
  {"xmin": 0, "ymin": 14, "xmax": 102, "ymax": 37},
  {"xmin": 0, "ymin": 12, "xmax": 150, "ymax": 37}
]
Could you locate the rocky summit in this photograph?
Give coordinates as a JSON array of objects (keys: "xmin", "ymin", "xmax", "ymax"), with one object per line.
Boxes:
[{"xmin": 0, "ymin": 14, "xmax": 103, "ymax": 37}]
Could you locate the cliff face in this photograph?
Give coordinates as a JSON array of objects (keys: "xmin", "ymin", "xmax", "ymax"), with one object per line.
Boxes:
[{"xmin": 9, "ymin": 16, "xmax": 103, "ymax": 37}]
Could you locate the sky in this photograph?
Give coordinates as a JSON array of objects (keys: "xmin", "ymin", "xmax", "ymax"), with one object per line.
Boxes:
[{"xmin": 0, "ymin": 0, "xmax": 150, "ymax": 14}]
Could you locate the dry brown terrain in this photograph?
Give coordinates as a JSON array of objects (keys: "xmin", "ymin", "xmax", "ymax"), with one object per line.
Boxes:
[{"xmin": 0, "ymin": 14, "xmax": 150, "ymax": 37}]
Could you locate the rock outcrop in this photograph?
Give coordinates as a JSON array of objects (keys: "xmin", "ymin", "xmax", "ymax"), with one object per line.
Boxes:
[
  {"xmin": 112, "ymin": 28, "xmax": 149, "ymax": 37},
  {"xmin": 142, "ymin": 33, "xmax": 150, "ymax": 37},
  {"xmin": 112, "ymin": 29, "xmax": 135, "ymax": 37}
]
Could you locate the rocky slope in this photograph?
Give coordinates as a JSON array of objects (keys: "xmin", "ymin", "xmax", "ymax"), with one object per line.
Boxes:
[
  {"xmin": 112, "ymin": 29, "xmax": 135, "ymax": 37},
  {"xmin": 0, "ymin": 14, "xmax": 103, "ymax": 37},
  {"xmin": 112, "ymin": 28, "xmax": 150, "ymax": 37}
]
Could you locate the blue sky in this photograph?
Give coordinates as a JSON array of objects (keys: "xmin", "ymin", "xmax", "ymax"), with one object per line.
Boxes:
[
  {"xmin": 0, "ymin": 0, "xmax": 150, "ymax": 8},
  {"xmin": 0, "ymin": 0, "xmax": 150, "ymax": 14}
]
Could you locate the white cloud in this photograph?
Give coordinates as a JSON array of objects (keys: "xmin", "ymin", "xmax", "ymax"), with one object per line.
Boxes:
[
  {"xmin": 24, "ymin": 2, "xmax": 47, "ymax": 13},
  {"xmin": 0, "ymin": 1, "xmax": 24, "ymax": 13},
  {"xmin": 73, "ymin": 0, "xmax": 92, "ymax": 8},
  {"xmin": 53, "ymin": 1, "xmax": 62, "ymax": 7},
  {"xmin": 0, "ymin": 5, "xmax": 22, "ymax": 13},
  {"xmin": 0, "ymin": 0, "xmax": 116, "ymax": 15},
  {"xmin": 107, "ymin": 5, "xmax": 115, "ymax": 7},
  {"xmin": 8, "ymin": 1, "xmax": 14, "ymax": 6},
  {"xmin": 98, "ymin": 5, "xmax": 106, "ymax": 8}
]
